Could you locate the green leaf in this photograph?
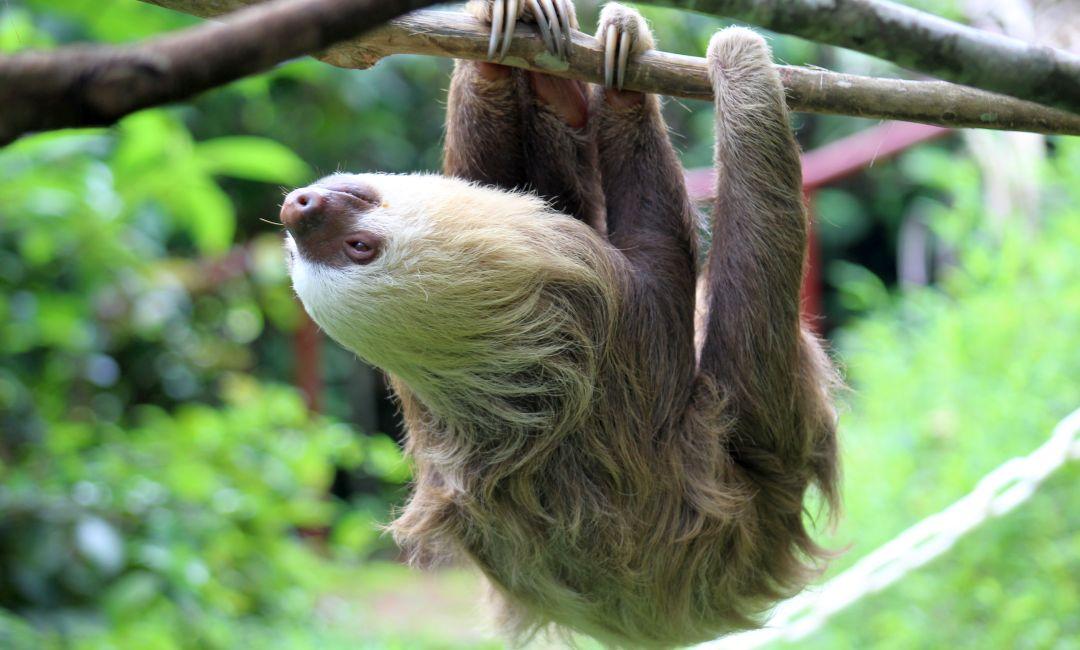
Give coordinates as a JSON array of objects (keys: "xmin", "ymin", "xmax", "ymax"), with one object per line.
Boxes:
[
  {"xmin": 104, "ymin": 572, "xmax": 164, "ymax": 620},
  {"xmin": 0, "ymin": 8, "xmax": 54, "ymax": 52},
  {"xmin": 194, "ymin": 137, "xmax": 312, "ymax": 186},
  {"xmin": 364, "ymin": 434, "xmax": 411, "ymax": 484},
  {"xmin": 113, "ymin": 111, "xmax": 192, "ymax": 181},
  {"xmin": 828, "ymin": 260, "xmax": 889, "ymax": 314},
  {"xmin": 178, "ymin": 174, "xmax": 236, "ymax": 254}
]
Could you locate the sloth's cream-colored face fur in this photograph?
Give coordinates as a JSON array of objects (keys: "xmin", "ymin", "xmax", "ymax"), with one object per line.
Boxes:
[{"xmin": 283, "ymin": 173, "xmax": 616, "ymax": 390}]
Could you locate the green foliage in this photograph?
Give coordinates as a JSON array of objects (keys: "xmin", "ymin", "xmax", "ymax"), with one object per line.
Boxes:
[
  {"xmin": 0, "ymin": 113, "xmax": 410, "ymax": 646},
  {"xmin": 1, "ymin": 4, "xmax": 418, "ymax": 644},
  {"xmin": 110, "ymin": 111, "xmax": 312, "ymax": 253},
  {"xmin": 783, "ymin": 139, "xmax": 1080, "ymax": 648},
  {"xmin": 1, "ymin": 379, "xmax": 363, "ymax": 646}
]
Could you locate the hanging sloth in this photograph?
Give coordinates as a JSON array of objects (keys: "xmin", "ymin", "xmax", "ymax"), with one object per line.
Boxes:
[{"xmin": 281, "ymin": 1, "xmax": 840, "ymax": 647}]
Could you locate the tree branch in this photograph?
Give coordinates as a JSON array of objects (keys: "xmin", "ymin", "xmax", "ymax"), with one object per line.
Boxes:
[
  {"xmin": 0, "ymin": 0, "xmax": 441, "ymax": 145},
  {"xmin": 638, "ymin": 0, "xmax": 1080, "ymax": 116},
  {"xmin": 4, "ymin": 2, "xmax": 1079, "ymax": 144},
  {"xmin": 140, "ymin": 1, "xmax": 1080, "ymax": 135},
  {"xmin": 315, "ymin": 10, "xmax": 1078, "ymax": 135}
]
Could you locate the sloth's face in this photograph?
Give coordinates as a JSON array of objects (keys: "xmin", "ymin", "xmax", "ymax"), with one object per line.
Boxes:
[
  {"xmin": 281, "ymin": 172, "xmax": 606, "ymax": 373},
  {"xmin": 282, "ymin": 172, "xmax": 445, "ymax": 275}
]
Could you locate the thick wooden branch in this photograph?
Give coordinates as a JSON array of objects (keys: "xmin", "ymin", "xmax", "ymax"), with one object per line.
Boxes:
[
  {"xmin": 313, "ymin": 10, "xmax": 1078, "ymax": 135},
  {"xmin": 137, "ymin": 2, "xmax": 1080, "ymax": 135},
  {"xmin": 639, "ymin": 0, "xmax": 1080, "ymax": 116},
  {"xmin": 0, "ymin": 0, "xmax": 441, "ymax": 145},
  {"xmin": 4, "ymin": 1, "xmax": 1079, "ymax": 143}
]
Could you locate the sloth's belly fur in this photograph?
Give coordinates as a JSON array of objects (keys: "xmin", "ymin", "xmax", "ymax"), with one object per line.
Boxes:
[{"xmin": 391, "ymin": 409, "xmax": 829, "ymax": 649}]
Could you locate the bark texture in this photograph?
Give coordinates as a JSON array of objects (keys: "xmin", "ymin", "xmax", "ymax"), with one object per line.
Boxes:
[
  {"xmin": 147, "ymin": 3, "xmax": 1080, "ymax": 135},
  {"xmin": 3, "ymin": 1, "xmax": 1079, "ymax": 144},
  {"xmin": 640, "ymin": 0, "xmax": 1080, "ymax": 115},
  {"xmin": 0, "ymin": 0, "xmax": 442, "ymax": 145}
]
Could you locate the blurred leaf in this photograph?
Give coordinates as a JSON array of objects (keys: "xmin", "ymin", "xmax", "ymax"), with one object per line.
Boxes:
[
  {"xmin": 103, "ymin": 572, "xmax": 163, "ymax": 620},
  {"xmin": 0, "ymin": 8, "xmax": 54, "ymax": 52},
  {"xmin": 814, "ymin": 188, "xmax": 871, "ymax": 249},
  {"xmin": 194, "ymin": 137, "xmax": 312, "ymax": 186},
  {"xmin": 0, "ymin": 608, "xmax": 46, "ymax": 650},
  {"xmin": 23, "ymin": 0, "xmax": 197, "ymax": 42},
  {"xmin": 178, "ymin": 173, "xmax": 236, "ymax": 253},
  {"xmin": 112, "ymin": 111, "xmax": 237, "ymax": 253},
  {"xmin": 364, "ymin": 434, "xmax": 410, "ymax": 484},
  {"xmin": 828, "ymin": 260, "xmax": 890, "ymax": 313},
  {"xmin": 331, "ymin": 510, "xmax": 379, "ymax": 556}
]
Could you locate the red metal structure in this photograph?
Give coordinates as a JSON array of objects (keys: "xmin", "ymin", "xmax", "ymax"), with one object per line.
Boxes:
[
  {"xmin": 294, "ymin": 121, "xmax": 951, "ymax": 410},
  {"xmin": 295, "ymin": 314, "xmax": 324, "ymax": 412}
]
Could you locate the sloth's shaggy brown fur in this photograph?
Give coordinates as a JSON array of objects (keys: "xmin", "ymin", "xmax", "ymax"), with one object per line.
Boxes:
[{"xmin": 286, "ymin": 4, "xmax": 840, "ymax": 648}]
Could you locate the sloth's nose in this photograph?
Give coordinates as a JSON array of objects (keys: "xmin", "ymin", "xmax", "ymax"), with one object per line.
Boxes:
[{"xmin": 281, "ymin": 188, "xmax": 326, "ymax": 234}]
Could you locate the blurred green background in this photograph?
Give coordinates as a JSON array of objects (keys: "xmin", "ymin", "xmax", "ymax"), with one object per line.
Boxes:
[{"xmin": 1, "ymin": 1, "xmax": 1078, "ymax": 648}]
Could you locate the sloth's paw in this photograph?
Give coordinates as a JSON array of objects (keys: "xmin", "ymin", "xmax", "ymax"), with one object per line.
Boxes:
[
  {"xmin": 706, "ymin": 26, "xmax": 773, "ymax": 80},
  {"xmin": 467, "ymin": 0, "xmax": 578, "ymax": 62},
  {"xmin": 596, "ymin": 3, "xmax": 655, "ymax": 90}
]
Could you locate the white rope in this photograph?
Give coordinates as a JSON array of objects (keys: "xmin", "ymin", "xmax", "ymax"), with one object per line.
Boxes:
[{"xmin": 696, "ymin": 405, "xmax": 1080, "ymax": 650}]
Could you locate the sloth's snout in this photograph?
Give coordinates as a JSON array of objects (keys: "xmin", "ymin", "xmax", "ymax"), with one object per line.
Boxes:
[
  {"xmin": 281, "ymin": 181, "xmax": 380, "ymax": 238},
  {"xmin": 281, "ymin": 187, "xmax": 328, "ymax": 235},
  {"xmin": 281, "ymin": 180, "xmax": 383, "ymax": 267}
]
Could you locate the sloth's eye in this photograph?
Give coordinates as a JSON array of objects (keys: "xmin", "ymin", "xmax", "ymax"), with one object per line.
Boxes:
[{"xmin": 344, "ymin": 233, "xmax": 380, "ymax": 264}]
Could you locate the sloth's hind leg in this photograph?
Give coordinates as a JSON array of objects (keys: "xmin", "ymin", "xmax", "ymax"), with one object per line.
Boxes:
[
  {"xmin": 452, "ymin": 1, "xmax": 605, "ymax": 232},
  {"xmin": 443, "ymin": 3, "xmax": 530, "ymax": 191},
  {"xmin": 592, "ymin": 4, "xmax": 698, "ymax": 318},
  {"xmin": 520, "ymin": 0, "xmax": 606, "ymax": 232}
]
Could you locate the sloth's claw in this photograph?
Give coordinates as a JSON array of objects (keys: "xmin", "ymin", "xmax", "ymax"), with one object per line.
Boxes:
[
  {"xmin": 559, "ymin": 1, "xmax": 573, "ymax": 55},
  {"xmin": 531, "ymin": 0, "xmax": 562, "ymax": 57},
  {"xmin": 533, "ymin": 0, "xmax": 576, "ymax": 59},
  {"xmin": 603, "ymin": 25, "xmax": 617, "ymax": 88},
  {"xmin": 500, "ymin": 0, "xmax": 520, "ymax": 60},
  {"xmin": 479, "ymin": 0, "xmax": 523, "ymax": 61},
  {"xmin": 596, "ymin": 3, "xmax": 655, "ymax": 90},
  {"xmin": 474, "ymin": 0, "xmax": 576, "ymax": 62},
  {"xmin": 527, "ymin": 0, "xmax": 557, "ymax": 54},
  {"xmin": 617, "ymin": 30, "xmax": 632, "ymax": 89},
  {"xmin": 487, "ymin": 0, "xmax": 505, "ymax": 59}
]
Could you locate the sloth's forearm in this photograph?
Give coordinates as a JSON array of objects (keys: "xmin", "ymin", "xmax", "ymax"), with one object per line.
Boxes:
[{"xmin": 595, "ymin": 95, "xmax": 696, "ymax": 277}]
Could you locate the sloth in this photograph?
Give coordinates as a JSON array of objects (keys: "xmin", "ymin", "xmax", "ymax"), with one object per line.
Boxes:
[{"xmin": 281, "ymin": 1, "xmax": 840, "ymax": 647}]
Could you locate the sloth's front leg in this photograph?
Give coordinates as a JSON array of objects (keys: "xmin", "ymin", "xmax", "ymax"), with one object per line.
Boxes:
[
  {"xmin": 697, "ymin": 28, "xmax": 839, "ymax": 511},
  {"xmin": 443, "ymin": 3, "xmax": 526, "ymax": 190}
]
